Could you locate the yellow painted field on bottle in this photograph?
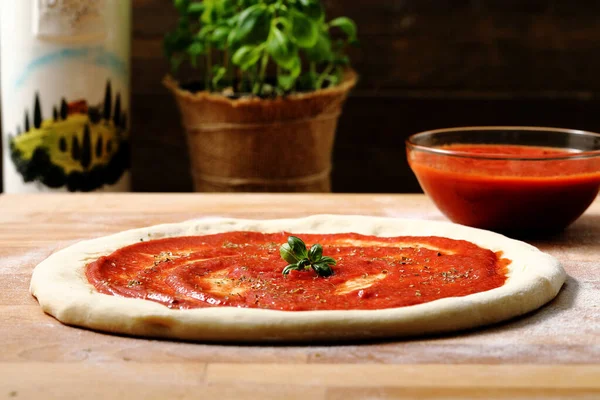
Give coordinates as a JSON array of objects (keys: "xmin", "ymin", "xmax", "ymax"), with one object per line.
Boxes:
[{"xmin": 11, "ymin": 114, "xmax": 121, "ymax": 174}]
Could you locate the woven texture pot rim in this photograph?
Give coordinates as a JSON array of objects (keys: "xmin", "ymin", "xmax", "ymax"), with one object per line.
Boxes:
[
  {"xmin": 164, "ymin": 69, "xmax": 356, "ymax": 193},
  {"xmin": 163, "ymin": 69, "xmax": 358, "ymax": 107}
]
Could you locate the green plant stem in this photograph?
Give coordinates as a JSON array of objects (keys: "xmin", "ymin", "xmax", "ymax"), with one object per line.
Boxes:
[
  {"xmin": 249, "ymin": 62, "xmax": 259, "ymax": 95},
  {"xmin": 205, "ymin": 42, "xmax": 212, "ymax": 91},
  {"xmin": 254, "ymin": 51, "xmax": 270, "ymax": 95},
  {"xmin": 236, "ymin": 69, "xmax": 243, "ymax": 92},
  {"xmin": 315, "ymin": 63, "xmax": 334, "ymax": 89},
  {"xmin": 309, "ymin": 62, "xmax": 317, "ymax": 90},
  {"xmin": 223, "ymin": 48, "xmax": 229, "ymax": 70}
]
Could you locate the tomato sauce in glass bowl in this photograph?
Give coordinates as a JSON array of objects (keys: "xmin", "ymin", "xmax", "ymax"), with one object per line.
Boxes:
[{"xmin": 406, "ymin": 127, "xmax": 600, "ymax": 236}]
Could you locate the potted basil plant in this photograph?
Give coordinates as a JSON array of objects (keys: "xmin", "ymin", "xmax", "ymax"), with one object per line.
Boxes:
[{"xmin": 164, "ymin": 0, "xmax": 357, "ymax": 192}]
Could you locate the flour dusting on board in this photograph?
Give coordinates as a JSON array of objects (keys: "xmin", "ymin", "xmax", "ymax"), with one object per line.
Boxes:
[{"xmin": 0, "ymin": 242, "xmax": 77, "ymax": 275}]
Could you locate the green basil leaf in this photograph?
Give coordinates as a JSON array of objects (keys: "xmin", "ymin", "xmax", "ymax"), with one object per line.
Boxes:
[
  {"xmin": 298, "ymin": 0, "xmax": 324, "ymax": 21},
  {"xmin": 237, "ymin": 0, "xmax": 254, "ymax": 8},
  {"xmin": 287, "ymin": 236, "xmax": 308, "ymax": 258},
  {"xmin": 312, "ymin": 262, "xmax": 334, "ymax": 277},
  {"xmin": 231, "ymin": 45, "xmax": 262, "ymax": 70},
  {"xmin": 211, "ymin": 66, "xmax": 227, "ymax": 87},
  {"xmin": 277, "ymin": 56, "xmax": 301, "ymax": 90},
  {"xmin": 187, "ymin": 41, "xmax": 205, "ymax": 67},
  {"xmin": 304, "ymin": 32, "xmax": 332, "ymax": 63},
  {"xmin": 201, "ymin": 3, "xmax": 218, "ymax": 24},
  {"xmin": 290, "ymin": 9, "xmax": 318, "ymax": 48},
  {"xmin": 174, "ymin": 0, "xmax": 190, "ymax": 14},
  {"xmin": 187, "ymin": 41, "xmax": 204, "ymax": 55},
  {"xmin": 280, "ymin": 237, "xmax": 336, "ymax": 277},
  {"xmin": 279, "ymin": 243, "xmax": 301, "ymax": 265},
  {"xmin": 226, "ymin": 14, "xmax": 239, "ymax": 27},
  {"xmin": 277, "ymin": 74, "xmax": 296, "ymax": 91},
  {"xmin": 266, "ymin": 27, "xmax": 298, "ymax": 70},
  {"xmin": 329, "ymin": 16, "xmax": 357, "ymax": 42},
  {"xmin": 308, "ymin": 244, "xmax": 323, "ymax": 262},
  {"xmin": 187, "ymin": 2, "xmax": 204, "ymax": 16},
  {"xmin": 291, "ymin": 56, "xmax": 302, "ymax": 77},
  {"xmin": 197, "ymin": 25, "xmax": 214, "ymax": 40},
  {"xmin": 216, "ymin": 0, "xmax": 235, "ymax": 15},
  {"xmin": 227, "ymin": 28, "xmax": 239, "ymax": 48},
  {"xmin": 322, "ymin": 74, "xmax": 339, "ymax": 88},
  {"xmin": 282, "ymin": 263, "xmax": 299, "ymax": 275},
  {"xmin": 319, "ymin": 256, "xmax": 337, "ymax": 265},
  {"xmin": 212, "ymin": 26, "xmax": 230, "ymax": 41},
  {"xmin": 232, "ymin": 4, "xmax": 271, "ymax": 45},
  {"xmin": 212, "ymin": 26, "xmax": 230, "ymax": 48},
  {"xmin": 334, "ymin": 65, "xmax": 344, "ymax": 83}
]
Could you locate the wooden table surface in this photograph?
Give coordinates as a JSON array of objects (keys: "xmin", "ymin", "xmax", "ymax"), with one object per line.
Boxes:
[{"xmin": 1, "ymin": 193, "xmax": 599, "ymax": 399}]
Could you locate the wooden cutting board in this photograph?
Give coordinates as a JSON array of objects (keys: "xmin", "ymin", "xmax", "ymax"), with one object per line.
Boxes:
[{"xmin": 1, "ymin": 193, "xmax": 599, "ymax": 400}]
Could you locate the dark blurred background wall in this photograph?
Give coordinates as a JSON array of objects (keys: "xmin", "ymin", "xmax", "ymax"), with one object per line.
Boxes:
[{"xmin": 4, "ymin": 0, "xmax": 600, "ymax": 193}]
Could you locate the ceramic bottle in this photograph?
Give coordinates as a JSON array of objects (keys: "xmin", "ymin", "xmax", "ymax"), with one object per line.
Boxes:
[{"xmin": 1, "ymin": 0, "xmax": 131, "ymax": 192}]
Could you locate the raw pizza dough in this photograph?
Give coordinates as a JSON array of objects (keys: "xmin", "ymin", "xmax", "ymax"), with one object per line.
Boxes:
[{"xmin": 30, "ymin": 215, "xmax": 566, "ymax": 342}]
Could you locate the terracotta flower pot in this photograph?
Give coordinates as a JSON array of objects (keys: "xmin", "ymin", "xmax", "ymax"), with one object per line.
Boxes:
[{"xmin": 164, "ymin": 70, "xmax": 357, "ymax": 192}]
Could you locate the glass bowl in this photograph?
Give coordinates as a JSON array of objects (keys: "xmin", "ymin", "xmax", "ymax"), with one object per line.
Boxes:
[{"xmin": 406, "ymin": 126, "xmax": 600, "ymax": 235}]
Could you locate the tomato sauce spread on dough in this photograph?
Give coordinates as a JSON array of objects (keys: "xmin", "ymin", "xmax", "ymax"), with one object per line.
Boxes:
[{"xmin": 86, "ymin": 232, "xmax": 509, "ymax": 311}]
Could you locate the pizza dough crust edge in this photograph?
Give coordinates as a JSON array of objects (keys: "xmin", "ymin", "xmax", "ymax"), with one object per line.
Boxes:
[{"xmin": 29, "ymin": 215, "xmax": 566, "ymax": 342}]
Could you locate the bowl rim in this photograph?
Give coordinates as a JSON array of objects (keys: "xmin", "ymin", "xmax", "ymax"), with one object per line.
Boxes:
[{"xmin": 406, "ymin": 126, "xmax": 600, "ymax": 161}]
